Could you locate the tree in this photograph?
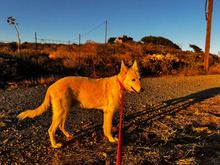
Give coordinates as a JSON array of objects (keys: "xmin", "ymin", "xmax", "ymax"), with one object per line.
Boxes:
[
  {"xmin": 141, "ymin": 36, "xmax": 181, "ymax": 49},
  {"xmin": 117, "ymin": 35, "xmax": 133, "ymax": 43},
  {"xmin": 7, "ymin": 16, "xmax": 21, "ymax": 53},
  {"xmin": 189, "ymin": 44, "xmax": 203, "ymax": 53},
  {"xmin": 108, "ymin": 37, "xmax": 116, "ymax": 44}
]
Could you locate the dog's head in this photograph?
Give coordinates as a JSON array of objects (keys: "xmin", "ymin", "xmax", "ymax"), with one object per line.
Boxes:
[{"xmin": 118, "ymin": 60, "xmax": 144, "ymax": 94}]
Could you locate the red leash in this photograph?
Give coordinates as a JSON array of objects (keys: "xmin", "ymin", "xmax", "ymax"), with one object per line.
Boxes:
[{"xmin": 117, "ymin": 79, "xmax": 125, "ymax": 165}]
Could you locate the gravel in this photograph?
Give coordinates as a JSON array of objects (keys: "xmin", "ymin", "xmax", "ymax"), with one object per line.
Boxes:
[
  {"xmin": 0, "ymin": 75, "xmax": 220, "ymax": 164},
  {"xmin": 125, "ymin": 74, "xmax": 220, "ymax": 108}
]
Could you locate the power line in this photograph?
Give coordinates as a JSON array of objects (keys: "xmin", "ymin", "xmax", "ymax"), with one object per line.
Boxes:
[
  {"xmin": 72, "ymin": 21, "xmax": 106, "ymax": 42},
  {"xmin": 82, "ymin": 21, "xmax": 105, "ymax": 37},
  {"xmin": 31, "ymin": 21, "xmax": 107, "ymax": 44}
]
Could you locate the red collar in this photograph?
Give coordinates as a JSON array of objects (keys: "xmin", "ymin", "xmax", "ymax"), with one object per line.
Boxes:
[{"xmin": 117, "ymin": 79, "xmax": 125, "ymax": 91}]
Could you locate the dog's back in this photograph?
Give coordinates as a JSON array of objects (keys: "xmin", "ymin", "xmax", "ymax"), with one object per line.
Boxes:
[{"xmin": 47, "ymin": 76, "xmax": 120, "ymax": 110}]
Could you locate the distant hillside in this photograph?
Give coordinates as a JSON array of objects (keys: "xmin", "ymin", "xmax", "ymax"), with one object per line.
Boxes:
[{"xmin": 0, "ymin": 41, "xmax": 219, "ymax": 88}]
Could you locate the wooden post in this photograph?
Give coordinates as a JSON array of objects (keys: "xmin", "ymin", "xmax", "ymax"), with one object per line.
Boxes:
[
  {"xmin": 35, "ymin": 32, "xmax": 38, "ymax": 54},
  {"xmin": 204, "ymin": 0, "xmax": 213, "ymax": 71},
  {"xmin": 105, "ymin": 20, "xmax": 107, "ymax": 43},
  {"xmin": 78, "ymin": 34, "xmax": 81, "ymax": 68}
]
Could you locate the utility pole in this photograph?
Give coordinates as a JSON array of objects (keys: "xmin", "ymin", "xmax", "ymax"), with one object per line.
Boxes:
[
  {"xmin": 105, "ymin": 20, "xmax": 107, "ymax": 43},
  {"xmin": 79, "ymin": 34, "xmax": 81, "ymax": 45},
  {"xmin": 204, "ymin": 0, "xmax": 213, "ymax": 71}
]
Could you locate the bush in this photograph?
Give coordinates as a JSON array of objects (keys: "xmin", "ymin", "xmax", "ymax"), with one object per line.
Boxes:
[
  {"xmin": 0, "ymin": 41, "xmax": 220, "ymax": 89},
  {"xmin": 141, "ymin": 36, "xmax": 181, "ymax": 50}
]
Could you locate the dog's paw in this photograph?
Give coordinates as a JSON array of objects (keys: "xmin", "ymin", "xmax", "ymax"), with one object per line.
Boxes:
[
  {"xmin": 66, "ymin": 132, "xmax": 74, "ymax": 138},
  {"xmin": 52, "ymin": 143, "xmax": 62, "ymax": 148},
  {"xmin": 113, "ymin": 137, "xmax": 118, "ymax": 142},
  {"xmin": 108, "ymin": 136, "xmax": 118, "ymax": 143},
  {"xmin": 66, "ymin": 134, "xmax": 75, "ymax": 141}
]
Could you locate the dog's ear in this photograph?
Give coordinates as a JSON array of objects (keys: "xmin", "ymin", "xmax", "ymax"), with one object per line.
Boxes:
[
  {"xmin": 131, "ymin": 60, "xmax": 138, "ymax": 71},
  {"xmin": 120, "ymin": 60, "xmax": 128, "ymax": 75}
]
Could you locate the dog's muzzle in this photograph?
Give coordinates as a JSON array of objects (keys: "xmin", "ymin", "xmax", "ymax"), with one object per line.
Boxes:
[{"xmin": 131, "ymin": 87, "xmax": 144, "ymax": 94}]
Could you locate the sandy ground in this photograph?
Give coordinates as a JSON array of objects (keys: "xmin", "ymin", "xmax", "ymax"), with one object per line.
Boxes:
[{"xmin": 0, "ymin": 75, "xmax": 220, "ymax": 164}]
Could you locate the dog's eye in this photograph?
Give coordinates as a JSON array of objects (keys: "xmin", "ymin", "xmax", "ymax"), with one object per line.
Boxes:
[{"xmin": 132, "ymin": 79, "xmax": 135, "ymax": 81}]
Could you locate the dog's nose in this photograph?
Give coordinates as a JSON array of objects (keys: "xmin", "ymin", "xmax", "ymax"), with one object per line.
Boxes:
[{"xmin": 140, "ymin": 88, "xmax": 144, "ymax": 92}]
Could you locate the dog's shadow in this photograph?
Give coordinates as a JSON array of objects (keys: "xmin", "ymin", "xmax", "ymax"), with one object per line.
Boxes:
[
  {"xmin": 122, "ymin": 87, "xmax": 220, "ymax": 141},
  {"xmin": 64, "ymin": 87, "xmax": 220, "ymax": 147}
]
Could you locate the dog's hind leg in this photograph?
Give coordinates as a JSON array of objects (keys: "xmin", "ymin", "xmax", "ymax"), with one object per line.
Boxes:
[
  {"xmin": 48, "ymin": 99, "xmax": 64, "ymax": 148},
  {"xmin": 59, "ymin": 115, "xmax": 72, "ymax": 138},
  {"xmin": 48, "ymin": 118, "xmax": 62, "ymax": 148},
  {"xmin": 58, "ymin": 99, "xmax": 72, "ymax": 138}
]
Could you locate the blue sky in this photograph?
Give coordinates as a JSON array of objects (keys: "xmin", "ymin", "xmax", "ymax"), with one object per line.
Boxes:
[{"xmin": 0, "ymin": 0, "xmax": 219, "ymax": 54}]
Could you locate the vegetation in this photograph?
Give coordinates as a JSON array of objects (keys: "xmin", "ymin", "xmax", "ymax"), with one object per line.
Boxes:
[
  {"xmin": 108, "ymin": 37, "xmax": 116, "ymax": 44},
  {"xmin": 141, "ymin": 36, "xmax": 181, "ymax": 50},
  {"xmin": 0, "ymin": 40, "xmax": 219, "ymax": 89},
  {"xmin": 189, "ymin": 44, "xmax": 203, "ymax": 53},
  {"xmin": 116, "ymin": 35, "xmax": 133, "ymax": 43}
]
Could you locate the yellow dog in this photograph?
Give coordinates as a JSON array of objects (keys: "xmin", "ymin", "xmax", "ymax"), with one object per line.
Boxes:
[{"xmin": 18, "ymin": 60, "xmax": 144, "ymax": 148}]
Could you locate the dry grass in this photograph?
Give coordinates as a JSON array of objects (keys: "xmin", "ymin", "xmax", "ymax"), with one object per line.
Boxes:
[
  {"xmin": 0, "ymin": 42, "xmax": 219, "ymax": 90},
  {"xmin": 6, "ymin": 76, "xmax": 59, "ymax": 90},
  {"xmin": 208, "ymin": 63, "xmax": 220, "ymax": 75}
]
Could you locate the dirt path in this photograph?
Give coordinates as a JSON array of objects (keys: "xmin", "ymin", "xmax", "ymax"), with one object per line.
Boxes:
[{"xmin": 0, "ymin": 75, "xmax": 220, "ymax": 164}]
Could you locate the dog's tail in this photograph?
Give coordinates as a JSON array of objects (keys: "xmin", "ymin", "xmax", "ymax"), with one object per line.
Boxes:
[{"xmin": 17, "ymin": 89, "xmax": 51, "ymax": 120}]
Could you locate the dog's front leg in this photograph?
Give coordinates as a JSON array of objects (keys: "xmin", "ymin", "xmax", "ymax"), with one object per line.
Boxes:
[{"xmin": 103, "ymin": 110, "xmax": 118, "ymax": 142}]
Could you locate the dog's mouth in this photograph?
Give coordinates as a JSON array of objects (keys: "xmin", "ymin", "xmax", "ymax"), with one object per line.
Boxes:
[{"xmin": 131, "ymin": 86, "xmax": 144, "ymax": 94}]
